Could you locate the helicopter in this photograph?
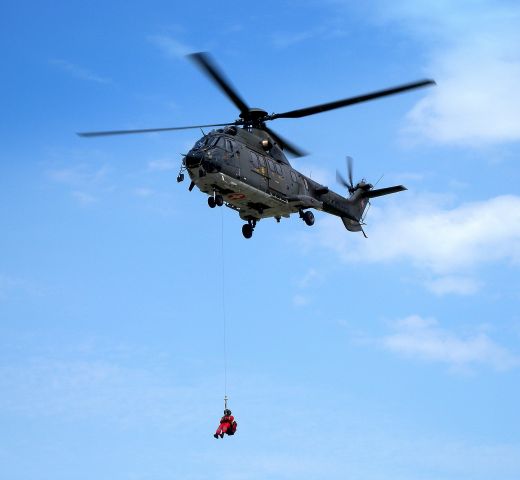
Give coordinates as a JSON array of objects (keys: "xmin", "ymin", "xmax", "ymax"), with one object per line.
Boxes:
[{"xmin": 78, "ymin": 53, "xmax": 435, "ymax": 239}]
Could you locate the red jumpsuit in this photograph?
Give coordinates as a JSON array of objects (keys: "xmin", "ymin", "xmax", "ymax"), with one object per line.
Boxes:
[{"xmin": 215, "ymin": 414, "xmax": 235, "ymax": 437}]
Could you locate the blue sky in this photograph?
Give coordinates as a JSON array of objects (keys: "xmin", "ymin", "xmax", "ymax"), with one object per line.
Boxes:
[{"xmin": 1, "ymin": 1, "xmax": 520, "ymax": 479}]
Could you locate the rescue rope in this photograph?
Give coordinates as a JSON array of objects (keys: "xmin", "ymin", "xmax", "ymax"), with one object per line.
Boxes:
[{"xmin": 220, "ymin": 208, "xmax": 228, "ymax": 404}]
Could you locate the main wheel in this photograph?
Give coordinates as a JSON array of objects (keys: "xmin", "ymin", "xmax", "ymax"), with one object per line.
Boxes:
[
  {"xmin": 215, "ymin": 194, "xmax": 224, "ymax": 207},
  {"xmin": 208, "ymin": 196, "xmax": 216, "ymax": 208},
  {"xmin": 303, "ymin": 210, "xmax": 315, "ymax": 226},
  {"xmin": 242, "ymin": 224, "xmax": 253, "ymax": 239}
]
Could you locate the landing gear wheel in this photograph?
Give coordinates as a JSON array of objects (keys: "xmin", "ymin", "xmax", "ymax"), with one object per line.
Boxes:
[
  {"xmin": 242, "ymin": 224, "xmax": 253, "ymax": 239},
  {"xmin": 208, "ymin": 196, "xmax": 216, "ymax": 208},
  {"xmin": 303, "ymin": 210, "xmax": 315, "ymax": 226},
  {"xmin": 215, "ymin": 194, "xmax": 224, "ymax": 207}
]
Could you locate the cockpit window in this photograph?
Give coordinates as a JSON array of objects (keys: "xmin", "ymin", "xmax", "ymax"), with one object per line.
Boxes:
[
  {"xmin": 193, "ymin": 136, "xmax": 209, "ymax": 150},
  {"xmin": 211, "ymin": 137, "xmax": 224, "ymax": 148}
]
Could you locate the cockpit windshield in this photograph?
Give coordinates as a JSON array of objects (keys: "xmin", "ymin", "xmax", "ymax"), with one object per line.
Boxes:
[
  {"xmin": 193, "ymin": 135, "xmax": 210, "ymax": 150},
  {"xmin": 193, "ymin": 134, "xmax": 224, "ymax": 150}
]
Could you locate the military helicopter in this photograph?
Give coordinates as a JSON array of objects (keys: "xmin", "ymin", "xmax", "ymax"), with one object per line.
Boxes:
[{"xmin": 79, "ymin": 53, "xmax": 435, "ymax": 239}]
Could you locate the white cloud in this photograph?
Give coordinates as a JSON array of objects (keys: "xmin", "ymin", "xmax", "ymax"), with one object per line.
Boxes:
[
  {"xmin": 50, "ymin": 59, "xmax": 113, "ymax": 85},
  {"xmin": 291, "ymin": 159, "xmax": 334, "ymax": 186},
  {"xmin": 292, "ymin": 294, "xmax": 310, "ymax": 307},
  {"xmin": 380, "ymin": 315, "xmax": 519, "ymax": 371},
  {"xmin": 134, "ymin": 187, "xmax": 155, "ymax": 197},
  {"xmin": 0, "ymin": 275, "xmax": 19, "ymax": 300},
  {"xmin": 271, "ymin": 30, "xmax": 319, "ymax": 49},
  {"xmin": 298, "ymin": 268, "xmax": 319, "ymax": 288},
  {"xmin": 404, "ymin": 47, "xmax": 520, "ymax": 146},
  {"xmin": 305, "ymin": 194, "xmax": 520, "ymax": 277},
  {"xmin": 425, "ymin": 275, "xmax": 481, "ymax": 296},
  {"xmin": 48, "ymin": 164, "xmax": 113, "ymax": 205},
  {"xmin": 0, "ymin": 357, "xmax": 207, "ymax": 427},
  {"xmin": 48, "ymin": 164, "xmax": 111, "ymax": 187},
  {"xmin": 148, "ymin": 35, "xmax": 193, "ymax": 58},
  {"xmin": 0, "ymin": 275, "xmax": 45, "ymax": 301},
  {"xmin": 72, "ymin": 190, "xmax": 98, "ymax": 205},
  {"xmin": 148, "ymin": 158, "xmax": 177, "ymax": 171},
  {"xmin": 373, "ymin": 0, "xmax": 520, "ymax": 146}
]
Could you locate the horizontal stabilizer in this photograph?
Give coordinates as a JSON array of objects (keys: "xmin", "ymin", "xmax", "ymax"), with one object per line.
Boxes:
[{"xmin": 365, "ymin": 185, "xmax": 407, "ymax": 199}]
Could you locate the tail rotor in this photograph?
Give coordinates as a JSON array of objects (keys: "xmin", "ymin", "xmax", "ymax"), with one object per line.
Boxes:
[{"xmin": 336, "ymin": 156, "xmax": 356, "ymax": 194}]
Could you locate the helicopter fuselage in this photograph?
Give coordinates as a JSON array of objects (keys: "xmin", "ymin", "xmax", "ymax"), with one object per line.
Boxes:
[{"xmin": 183, "ymin": 127, "xmax": 361, "ymax": 227}]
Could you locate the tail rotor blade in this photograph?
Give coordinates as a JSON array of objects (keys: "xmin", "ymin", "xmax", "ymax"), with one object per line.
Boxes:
[
  {"xmin": 347, "ymin": 156, "xmax": 354, "ymax": 190},
  {"xmin": 336, "ymin": 170, "xmax": 349, "ymax": 189},
  {"xmin": 337, "ymin": 156, "xmax": 355, "ymax": 193}
]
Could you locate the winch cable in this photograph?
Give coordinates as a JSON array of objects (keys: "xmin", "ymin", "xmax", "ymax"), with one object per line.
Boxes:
[{"xmin": 220, "ymin": 208, "xmax": 228, "ymax": 407}]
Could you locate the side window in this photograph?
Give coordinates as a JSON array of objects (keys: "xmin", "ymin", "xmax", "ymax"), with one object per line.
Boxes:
[
  {"xmin": 290, "ymin": 171, "xmax": 297, "ymax": 182},
  {"xmin": 226, "ymin": 139, "xmax": 234, "ymax": 152},
  {"xmin": 250, "ymin": 152, "xmax": 259, "ymax": 167},
  {"xmin": 267, "ymin": 159, "xmax": 276, "ymax": 172},
  {"xmin": 275, "ymin": 164, "xmax": 283, "ymax": 175},
  {"xmin": 258, "ymin": 155, "xmax": 266, "ymax": 167},
  {"xmin": 215, "ymin": 137, "xmax": 225, "ymax": 148}
]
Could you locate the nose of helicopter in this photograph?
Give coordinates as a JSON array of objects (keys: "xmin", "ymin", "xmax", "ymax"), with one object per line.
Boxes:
[
  {"xmin": 185, "ymin": 150, "xmax": 221, "ymax": 173},
  {"xmin": 185, "ymin": 150, "xmax": 204, "ymax": 168}
]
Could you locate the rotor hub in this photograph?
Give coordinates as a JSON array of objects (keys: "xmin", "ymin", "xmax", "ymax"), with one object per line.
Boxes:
[{"xmin": 239, "ymin": 108, "xmax": 268, "ymax": 123}]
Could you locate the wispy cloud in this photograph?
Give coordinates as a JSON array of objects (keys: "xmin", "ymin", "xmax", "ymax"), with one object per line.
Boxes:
[
  {"xmin": 371, "ymin": 0, "xmax": 520, "ymax": 146},
  {"xmin": 301, "ymin": 193, "xmax": 520, "ymax": 293},
  {"xmin": 48, "ymin": 163, "xmax": 113, "ymax": 206},
  {"xmin": 425, "ymin": 275, "xmax": 482, "ymax": 296},
  {"xmin": 379, "ymin": 315, "xmax": 519, "ymax": 371},
  {"xmin": 0, "ymin": 275, "xmax": 19, "ymax": 301},
  {"xmin": 50, "ymin": 59, "xmax": 113, "ymax": 85},
  {"xmin": 270, "ymin": 19, "xmax": 349, "ymax": 49},
  {"xmin": 71, "ymin": 190, "xmax": 98, "ymax": 205},
  {"xmin": 292, "ymin": 267, "xmax": 322, "ymax": 308},
  {"xmin": 271, "ymin": 30, "xmax": 319, "ymax": 49},
  {"xmin": 148, "ymin": 158, "xmax": 177, "ymax": 171},
  {"xmin": 0, "ymin": 275, "xmax": 44, "ymax": 301},
  {"xmin": 298, "ymin": 268, "xmax": 320, "ymax": 289},
  {"xmin": 134, "ymin": 187, "xmax": 155, "ymax": 197},
  {"xmin": 148, "ymin": 35, "xmax": 194, "ymax": 59},
  {"xmin": 291, "ymin": 159, "xmax": 334, "ymax": 186},
  {"xmin": 292, "ymin": 293, "xmax": 310, "ymax": 307},
  {"xmin": 48, "ymin": 164, "xmax": 111, "ymax": 187},
  {"xmin": 0, "ymin": 356, "xmax": 209, "ymax": 427}
]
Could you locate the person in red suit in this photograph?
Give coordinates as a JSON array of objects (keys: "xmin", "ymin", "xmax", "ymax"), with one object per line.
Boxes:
[{"xmin": 214, "ymin": 409, "xmax": 237, "ymax": 438}]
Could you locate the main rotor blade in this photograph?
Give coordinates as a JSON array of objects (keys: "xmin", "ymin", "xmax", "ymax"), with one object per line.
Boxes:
[
  {"xmin": 77, "ymin": 122, "xmax": 235, "ymax": 137},
  {"xmin": 269, "ymin": 79, "xmax": 436, "ymax": 120},
  {"xmin": 188, "ymin": 52, "xmax": 250, "ymax": 117},
  {"xmin": 263, "ymin": 126, "xmax": 307, "ymax": 158}
]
